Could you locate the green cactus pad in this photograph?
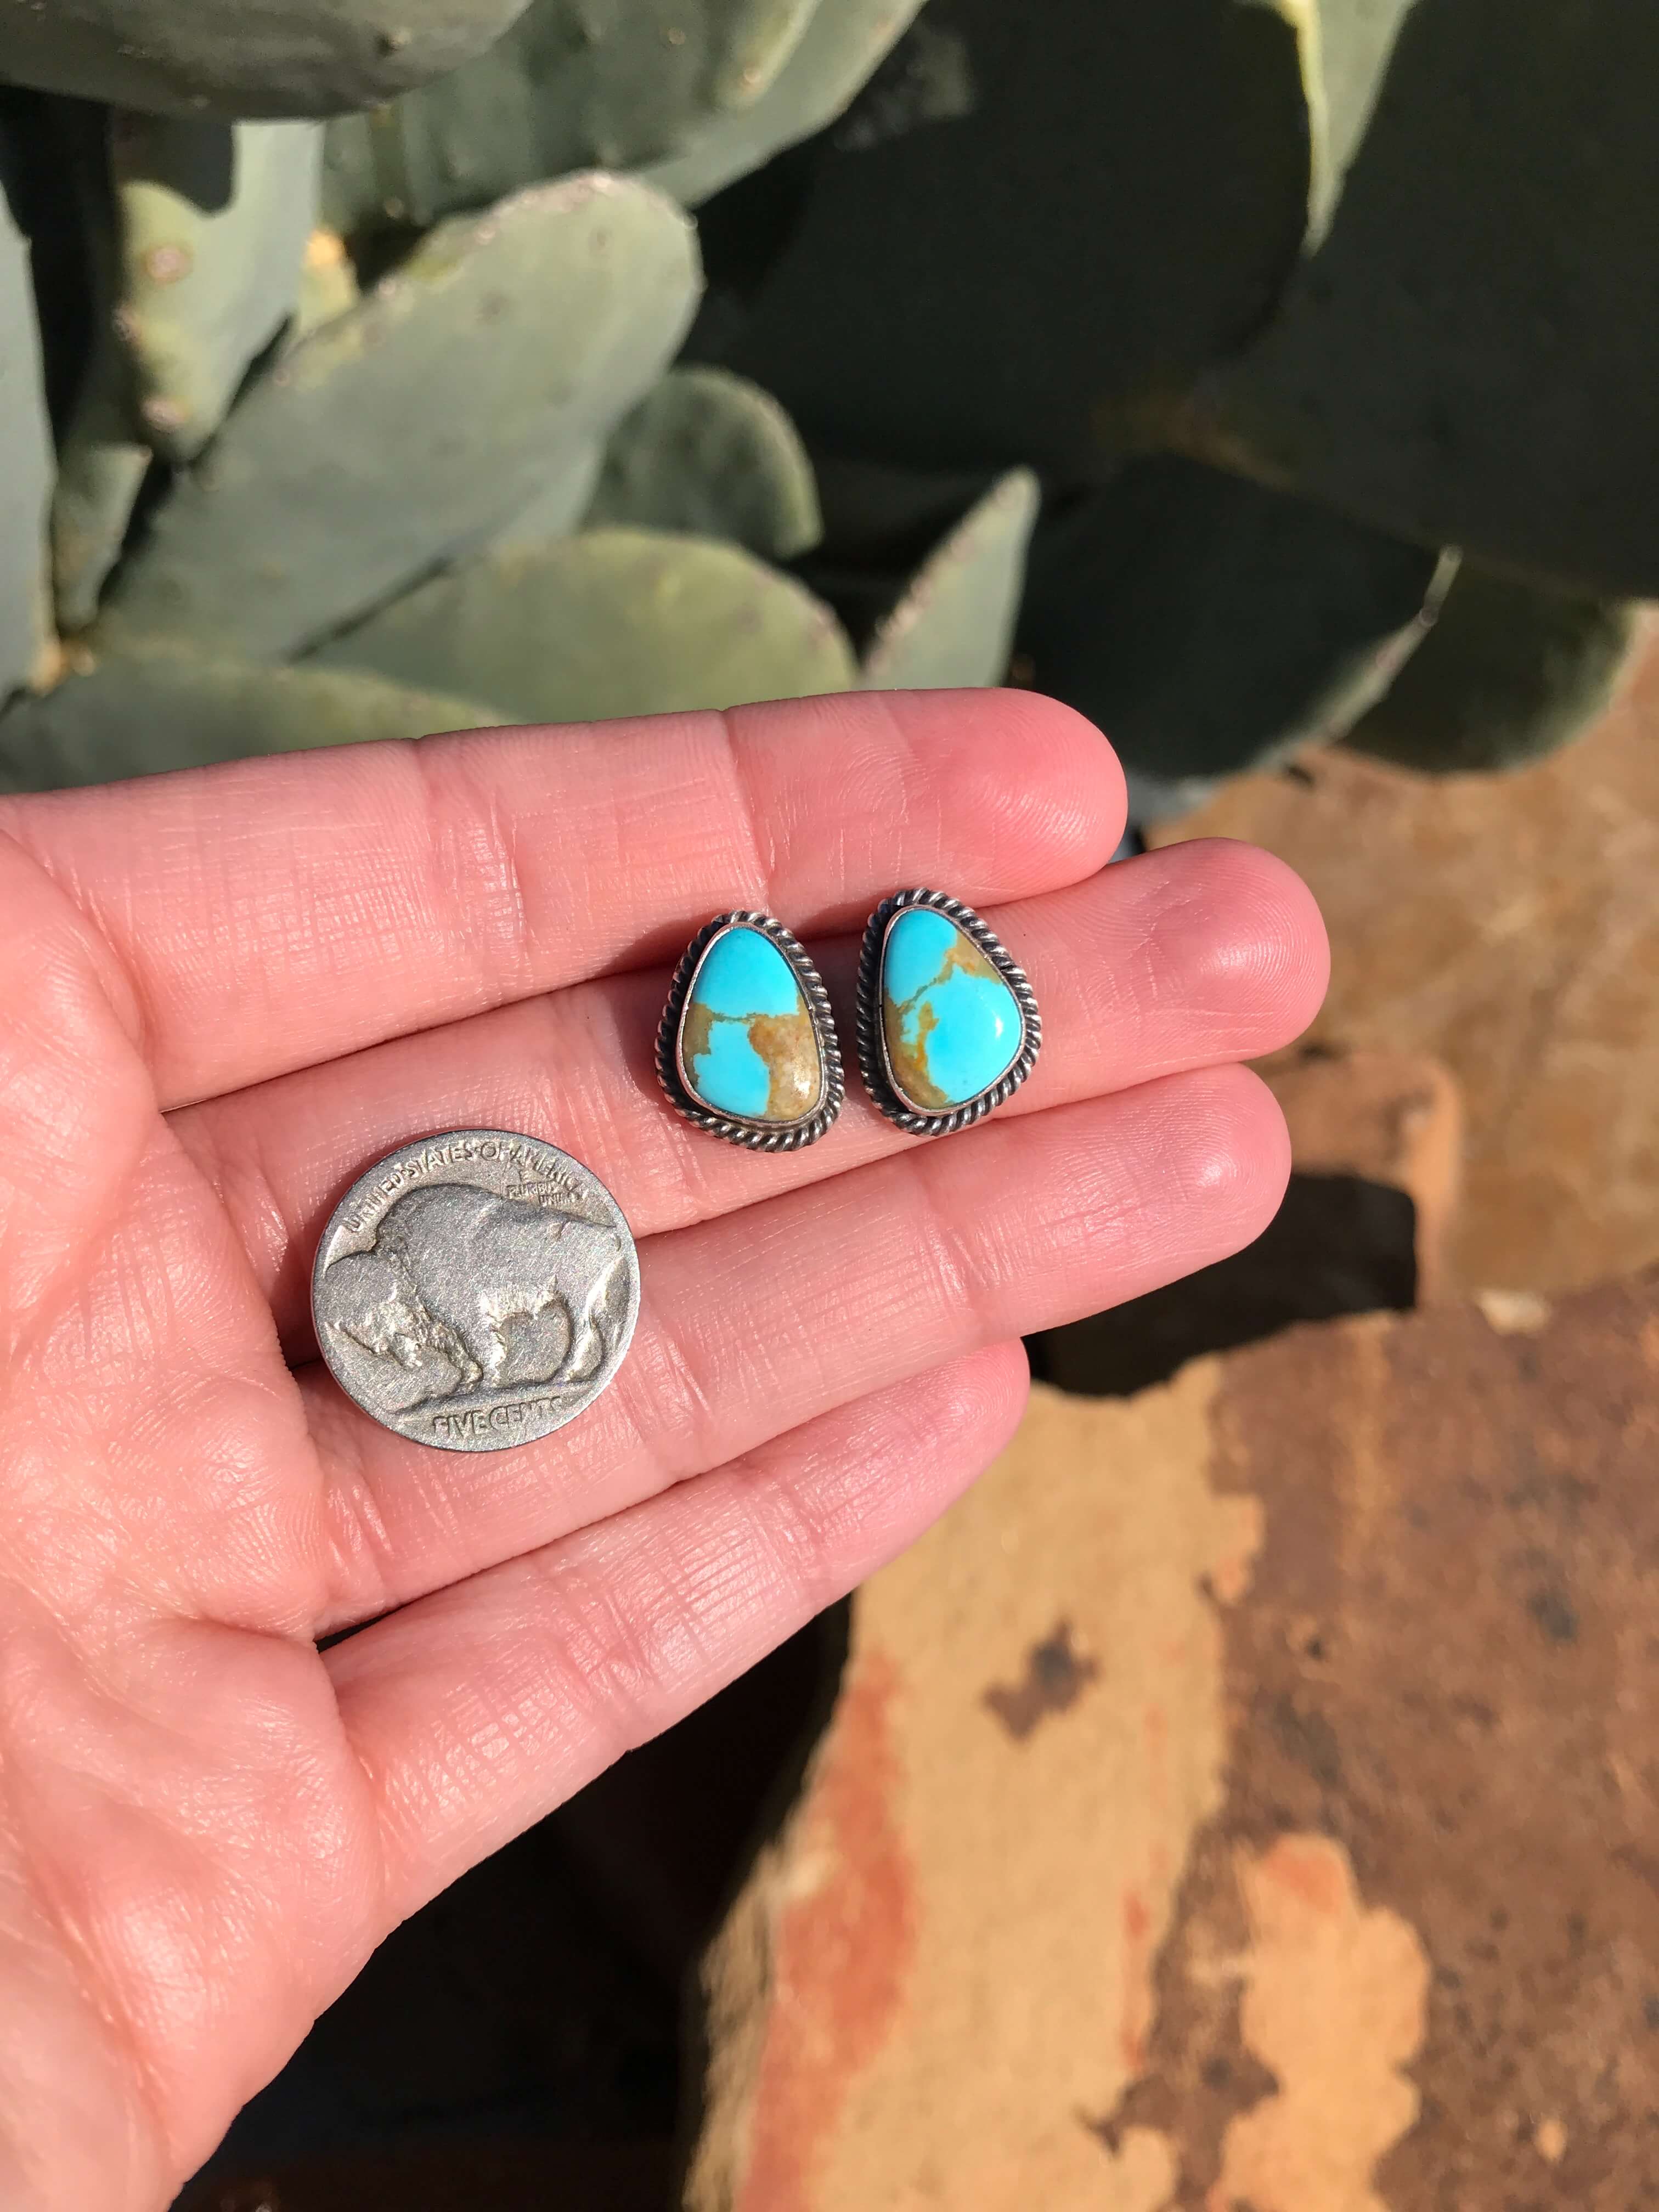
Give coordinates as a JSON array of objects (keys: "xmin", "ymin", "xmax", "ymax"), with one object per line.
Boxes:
[
  {"xmin": 0, "ymin": 0, "xmax": 535, "ymax": 120},
  {"xmin": 1185, "ymin": 0, "xmax": 1659, "ymax": 596},
  {"xmin": 98, "ymin": 176, "xmax": 702, "ymax": 661},
  {"xmin": 1017, "ymin": 456, "xmax": 1453, "ymax": 791},
  {"xmin": 720, "ymin": 0, "xmax": 1308, "ymax": 479},
  {"xmin": 584, "ymin": 366, "xmax": 821, "ymax": 560},
  {"xmin": 489, "ymin": 444, "xmax": 606, "ymax": 555},
  {"xmin": 785, "ymin": 453, "xmax": 1002, "ymax": 654},
  {"xmin": 291, "ymin": 228, "xmax": 360, "ymax": 341},
  {"xmin": 111, "ymin": 116, "xmax": 321, "ymax": 461},
  {"xmin": 645, "ymin": 0, "xmax": 929, "ymax": 206},
  {"xmin": 50, "ymin": 340, "xmax": 153, "ymax": 636},
  {"xmin": 1, "ymin": 156, "xmax": 53, "ymax": 701},
  {"xmin": 861, "ymin": 468, "xmax": 1037, "ymax": 690},
  {"xmin": 1342, "ymin": 568, "xmax": 1638, "ymax": 776},
  {"xmin": 322, "ymin": 0, "xmax": 819, "ymax": 234},
  {"xmin": 1263, "ymin": 0, "xmax": 1418, "ymax": 244},
  {"xmin": 313, "ymin": 527, "xmax": 856, "ymax": 720},
  {"xmin": 44, "ymin": 111, "xmax": 151, "ymax": 636},
  {"xmin": 809, "ymin": 453, "xmax": 1002, "ymax": 576},
  {"xmin": 0, "ymin": 646, "xmax": 506, "ymax": 792}
]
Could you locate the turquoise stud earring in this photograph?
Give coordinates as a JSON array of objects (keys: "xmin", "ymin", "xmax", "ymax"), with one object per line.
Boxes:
[
  {"xmin": 658, "ymin": 912, "xmax": 844, "ymax": 1149},
  {"xmin": 856, "ymin": 890, "xmax": 1040, "ymax": 1135}
]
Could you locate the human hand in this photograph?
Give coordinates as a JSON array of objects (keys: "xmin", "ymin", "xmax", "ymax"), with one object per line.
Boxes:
[{"xmin": 0, "ymin": 690, "xmax": 1325, "ymax": 2209}]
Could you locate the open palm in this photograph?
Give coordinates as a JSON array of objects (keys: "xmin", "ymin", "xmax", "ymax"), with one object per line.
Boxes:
[{"xmin": 0, "ymin": 689, "xmax": 1325, "ymax": 2209}]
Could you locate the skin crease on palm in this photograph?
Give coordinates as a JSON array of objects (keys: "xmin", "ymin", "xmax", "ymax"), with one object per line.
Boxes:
[{"xmin": 0, "ymin": 687, "xmax": 1328, "ymax": 2210}]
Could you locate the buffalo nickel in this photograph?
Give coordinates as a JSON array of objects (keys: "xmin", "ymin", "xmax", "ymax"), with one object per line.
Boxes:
[{"xmin": 312, "ymin": 1130, "xmax": 640, "ymax": 1453}]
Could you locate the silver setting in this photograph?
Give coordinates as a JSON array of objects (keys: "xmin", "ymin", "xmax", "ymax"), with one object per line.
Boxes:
[
  {"xmin": 657, "ymin": 911, "xmax": 844, "ymax": 1151},
  {"xmin": 312, "ymin": 1130, "xmax": 639, "ymax": 1453},
  {"xmin": 856, "ymin": 888, "xmax": 1042, "ymax": 1137}
]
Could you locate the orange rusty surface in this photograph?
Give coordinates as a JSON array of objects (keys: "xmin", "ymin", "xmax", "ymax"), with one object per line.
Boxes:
[
  {"xmin": 736, "ymin": 1651, "xmax": 913, "ymax": 2212},
  {"xmin": 1121, "ymin": 1888, "xmax": 1154, "ymax": 2078},
  {"xmin": 1150, "ymin": 620, "xmax": 1659, "ymax": 1295},
  {"xmin": 1111, "ymin": 1274, "xmax": 1659, "ymax": 2209},
  {"xmin": 1256, "ymin": 1833, "xmax": 1350, "ymax": 1920}
]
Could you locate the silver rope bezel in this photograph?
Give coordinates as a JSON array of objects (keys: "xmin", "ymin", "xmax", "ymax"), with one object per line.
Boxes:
[
  {"xmin": 657, "ymin": 911, "xmax": 845, "ymax": 1151},
  {"xmin": 856, "ymin": 888, "xmax": 1042, "ymax": 1137}
]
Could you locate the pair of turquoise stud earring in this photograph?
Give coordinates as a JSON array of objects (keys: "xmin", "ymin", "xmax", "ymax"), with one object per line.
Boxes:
[{"xmin": 657, "ymin": 890, "xmax": 1042, "ymax": 1151}]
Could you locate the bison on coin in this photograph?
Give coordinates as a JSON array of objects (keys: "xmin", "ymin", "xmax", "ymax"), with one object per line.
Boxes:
[
  {"xmin": 324, "ymin": 1184, "xmax": 625, "ymax": 1393},
  {"xmin": 317, "ymin": 1250, "xmax": 432, "ymax": 1371}
]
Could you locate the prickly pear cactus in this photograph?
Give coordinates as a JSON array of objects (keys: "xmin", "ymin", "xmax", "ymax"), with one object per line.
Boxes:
[
  {"xmin": 321, "ymin": 0, "xmax": 822, "ymax": 232},
  {"xmin": 1017, "ymin": 456, "xmax": 1453, "ymax": 800},
  {"xmin": 0, "ymin": 0, "xmax": 538, "ymax": 119},
  {"xmin": 292, "ymin": 227, "xmax": 360, "ymax": 338},
  {"xmin": 0, "ymin": 646, "xmax": 506, "ymax": 791},
  {"xmin": 1, "ymin": 0, "xmax": 1649, "ymax": 802},
  {"xmin": 1183, "ymin": 0, "xmax": 1659, "ymax": 596},
  {"xmin": 1265, "ymin": 0, "xmax": 1418, "ymax": 244},
  {"xmin": 98, "ymin": 174, "xmax": 702, "ymax": 659},
  {"xmin": 0, "ymin": 0, "xmax": 978, "ymax": 791},
  {"xmin": 583, "ymin": 364, "xmax": 822, "ymax": 559},
  {"xmin": 50, "ymin": 335, "xmax": 150, "ymax": 635},
  {"xmin": 718, "ymin": 0, "xmax": 1311, "ymax": 479},
  {"xmin": 1342, "ymin": 568, "xmax": 1639, "ymax": 777},
  {"xmin": 313, "ymin": 527, "xmax": 857, "ymax": 720},
  {"xmin": 643, "ymin": 0, "xmax": 929, "ymax": 204},
  {"xmin": 861, "ymin": 468, "xmax": 1036, "ymax": 690},
  {"xmin": 111, "ymin": 115, "xmax": 322, "ymax": 460},
  {"xmin": 1, "ymin": 138, "xmax": 54, "ymax": 699}
]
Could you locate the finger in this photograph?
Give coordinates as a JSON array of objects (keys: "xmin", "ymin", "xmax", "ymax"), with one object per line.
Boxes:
[
  {"xmin": 176, "ymin": 838, "xmax": 1328, "ymax": 1349},
  {"xmin": 328, "ymin": 1340, "xmax": 1031, "ymax": 1917},
  {"xmin": 300, "ymin": 1066, "xmax": 1290, "ymax": 1633},
  {"xmin": 1, "ymin": 690, "xmax": 1122, "ymax": 1111}
]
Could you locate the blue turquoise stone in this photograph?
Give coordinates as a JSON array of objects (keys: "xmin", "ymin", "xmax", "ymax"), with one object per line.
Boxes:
[
  {"xmin": 881, "ymin": 906, "xmax": 1023, "ymax": 1113},
  {"xmin": 680, "ymin": 926, "xmax": 823, "ymax": 1124}
]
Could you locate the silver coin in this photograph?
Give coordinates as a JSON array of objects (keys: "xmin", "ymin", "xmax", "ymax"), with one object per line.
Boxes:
[{"xmin": 311, "ymin": 1130, "xmax": 640, "ymax": 1453}]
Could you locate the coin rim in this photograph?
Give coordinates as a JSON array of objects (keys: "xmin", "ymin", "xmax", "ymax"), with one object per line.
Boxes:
[{"xmin": 310, "ymin": 1127, "xmax": 640, "ymax": 1454}]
